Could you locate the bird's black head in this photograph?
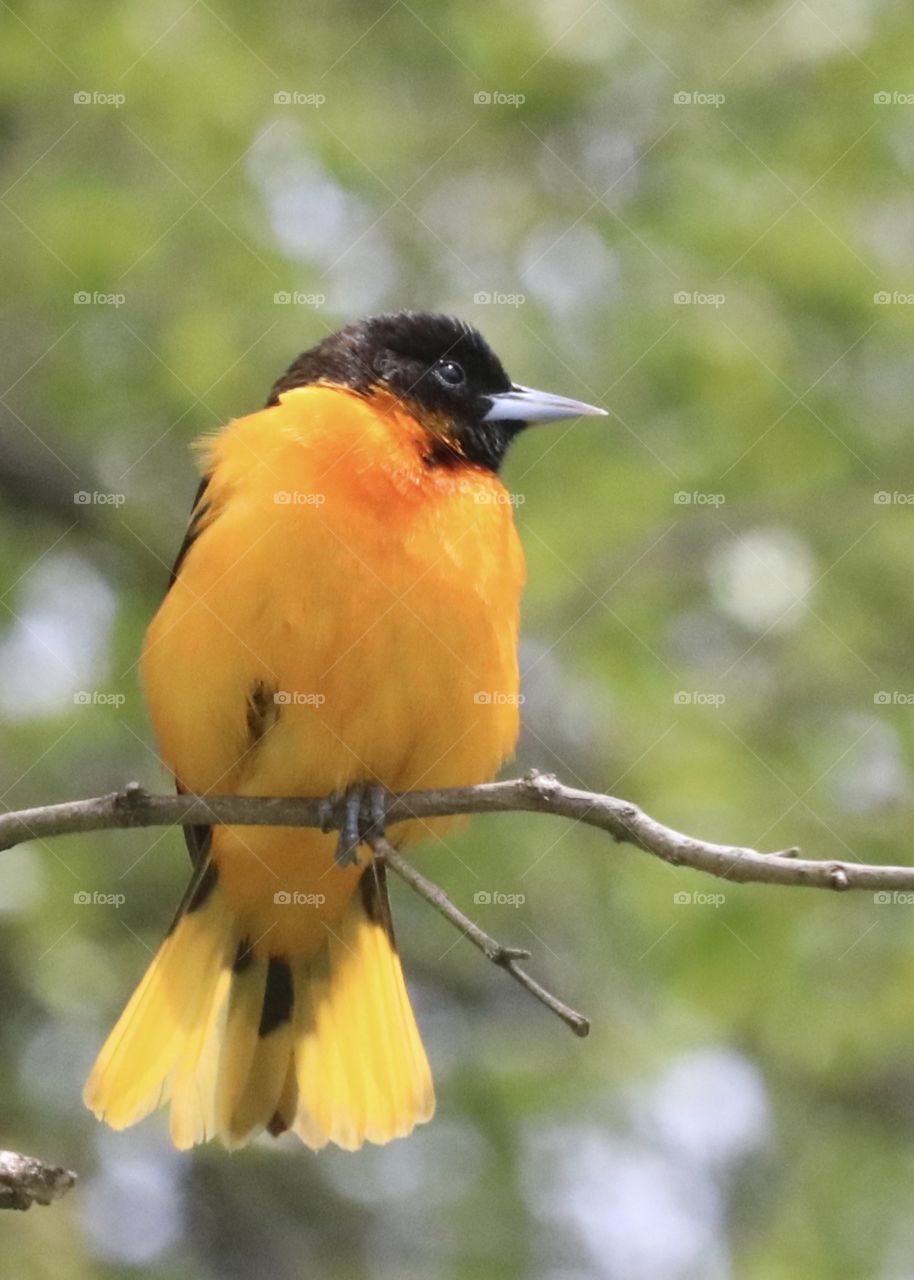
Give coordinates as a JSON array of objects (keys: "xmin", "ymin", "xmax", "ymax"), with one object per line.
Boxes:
[{"xmin": 267, "ymin": 311, "xmax": 606, "ymax": 472}]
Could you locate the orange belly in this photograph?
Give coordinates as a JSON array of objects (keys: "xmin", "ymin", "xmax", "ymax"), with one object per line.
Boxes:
[{"xmin": 141, "ymin": 386, "xmax": 526, "ymax": 957}]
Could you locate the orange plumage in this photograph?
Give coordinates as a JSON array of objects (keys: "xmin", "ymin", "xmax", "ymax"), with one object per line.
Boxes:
[{"xmin": 83, "ymin": 312, "xmax": 604, "ymax": 1149}]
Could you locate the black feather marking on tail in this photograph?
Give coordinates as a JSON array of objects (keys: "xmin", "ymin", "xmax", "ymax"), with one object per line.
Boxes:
[
  {"xmin": 174, "ymin": 780, "xmax": 212, "ymax": 869},
  {"xmin": 187, "ymin": 860, "xmax": 218, "ymax": 912},
  {"xmin": 360, "ymin": 861, "xmax": 397, "ymax": 946},
  {"xmin": 183, "ymin": 822, "xmax": 212, "ymax": 867},
  {"xmin": 259, "ymin": 959, "xmax": 294, "ymax": 1036},
  {"xmin": 267, "ymin": 1111, "xmax": 289, "ymax": 1137},
  {"xmin": 166, "ymin": 855, "xmax": 218, "ymax": 936}
]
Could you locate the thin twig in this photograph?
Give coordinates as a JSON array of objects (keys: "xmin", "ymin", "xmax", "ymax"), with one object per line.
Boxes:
[
  {"xmin": 370, "ymin": 832, "xmax": 590, "ymax": 1037},
  {"xmin": 0, "ymin": 771, "xmax": 909, "ymax": 893},
  {"xmin": 0, "ymin": 1150, "xmax": 76, "ymax": 1211}
]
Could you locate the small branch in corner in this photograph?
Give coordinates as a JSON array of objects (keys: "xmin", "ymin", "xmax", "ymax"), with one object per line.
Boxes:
[{"xmin": 0, "ymin": 1150, "xmax": 76, "ymax": 1211}]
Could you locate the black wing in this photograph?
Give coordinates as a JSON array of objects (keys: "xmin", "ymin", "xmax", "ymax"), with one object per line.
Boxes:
[
  {"xmin": 168, "ymin": 476, "xmax": 210, "ymax": 588},
  {"xmin": 167, "ymin": 476, "xmax": 213, "ymax": 865}
]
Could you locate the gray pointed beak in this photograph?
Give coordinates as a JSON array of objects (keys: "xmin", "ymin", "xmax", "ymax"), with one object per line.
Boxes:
[{"xmin": 483, "ymin": 383, "xmax": 608, "ymax": 425}]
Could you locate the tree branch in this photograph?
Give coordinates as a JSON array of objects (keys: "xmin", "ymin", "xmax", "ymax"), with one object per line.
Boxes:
[
  {"xmin": 2, "ymin": 769, "xmax": 908, "ymax": 1200},
  {"xmin": 0, "ymin": 1150, "xmax": 76, "ymax": 1210},
  {"xmin": 0, "ymin": 771, "xmax": 908, "ymax": 892},
  {"xmin": 3, "ymin": 767, "xmax": 905, "ymax": 1048}
]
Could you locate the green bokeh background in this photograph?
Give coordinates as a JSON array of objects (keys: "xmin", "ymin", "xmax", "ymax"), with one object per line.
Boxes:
[{"xmin": 3, "ymin": 1, "xmax": 914, "ymax": 1276}]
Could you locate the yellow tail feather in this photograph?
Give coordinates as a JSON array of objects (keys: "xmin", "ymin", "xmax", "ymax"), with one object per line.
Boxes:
[
  {"xmin": 214, "ymin": 959, "xmax": 266, "ymax": 1142},
  {"xmin": 226, "ymin": 1015, "xmax": 293, "ymax": 1146},
  {"xmin": 84, "ymin": 888, "xmax": 236, "ymax": 1134},
  {"xmin": 290, "ymin": 869, "xmax": 435, "ymax": 1149},
  {"xmin": 84, "ymin": 865, "xmax": 435, "ymax": 1150}
]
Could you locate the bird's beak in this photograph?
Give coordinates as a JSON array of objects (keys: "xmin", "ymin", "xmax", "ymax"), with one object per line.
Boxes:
[{"xmin": 483, "ymin": 383, "xmax": 608, "ymax": 425}]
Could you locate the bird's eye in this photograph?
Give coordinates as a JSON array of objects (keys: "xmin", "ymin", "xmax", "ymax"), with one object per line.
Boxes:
[{"xmin": 434, "ymin": 359, "xmax": 465, "ymax": 387}]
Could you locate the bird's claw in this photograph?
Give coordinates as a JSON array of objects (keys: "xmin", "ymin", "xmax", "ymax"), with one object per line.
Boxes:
[{"xmin": 330, "ymin": 784, "xmax": 389, "ymax": 867}]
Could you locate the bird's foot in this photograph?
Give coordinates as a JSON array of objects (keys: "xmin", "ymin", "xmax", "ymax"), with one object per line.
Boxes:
[{"xmin": 320, "ymin": 784, "xmax": 390, "ymax": 867}]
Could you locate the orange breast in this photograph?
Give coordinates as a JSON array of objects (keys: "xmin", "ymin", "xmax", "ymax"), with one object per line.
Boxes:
[{"xmin": 141, "ymin": 386, "xmax": 526, "ymax": 956}]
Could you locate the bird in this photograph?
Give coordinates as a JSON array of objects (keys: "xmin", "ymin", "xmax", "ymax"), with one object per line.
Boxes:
[{"xmin": 83, "ymin": 311, "xmax": 606, "ymax": 1151}]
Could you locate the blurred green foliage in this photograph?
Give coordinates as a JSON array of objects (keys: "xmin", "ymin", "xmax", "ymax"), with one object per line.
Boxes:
[{"xmin": 3, "ymin": 0, "xmax": 914, "ymax": 1276}]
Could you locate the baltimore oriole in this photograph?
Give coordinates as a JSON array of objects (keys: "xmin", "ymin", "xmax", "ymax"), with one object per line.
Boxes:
[{"xmin": 84, "ymin": 311, "xmax": 606, "ymax": 1150}]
